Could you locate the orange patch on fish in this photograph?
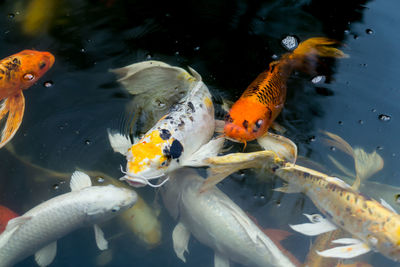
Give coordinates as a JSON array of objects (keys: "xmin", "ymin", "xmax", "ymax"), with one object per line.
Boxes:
[
  {"xmin": 0, "ymin": 205, "xmax": 18, "ymax": 233},
  {"xmin": 128, "ymin": 130, "xmax": 171, "ymax": 174}
]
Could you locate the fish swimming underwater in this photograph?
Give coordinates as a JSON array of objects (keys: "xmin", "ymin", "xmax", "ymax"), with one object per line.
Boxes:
[
  {"xmin": 201, "ymin": 141, "xmax": 400, "ymax": 262},
  {"xmin": 0, "ymin": 206, "xmax": 18, "ymax": 234},
  {"xmin": 0, "ymin": 171, "xmax": 137, "ymax": 267},
  {"xmin": 161, "ymin": 168, "xmax": 300, "ymax": 267},
  {"xmin": 0, "ymin": 50, "xmax": 55, "ymax": 148},
  {"xmin": 224, "ymin": 37, "xmax": 346, "ymax": 145},
  {"xmin": 108, "ymin": 62, "xmax": 224, "ymax": 187}
]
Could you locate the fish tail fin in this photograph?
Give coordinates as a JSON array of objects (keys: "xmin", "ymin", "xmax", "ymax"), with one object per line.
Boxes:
[{"xmin": 288, "ymin": 37, "xmax": 348, "ymax": 74}]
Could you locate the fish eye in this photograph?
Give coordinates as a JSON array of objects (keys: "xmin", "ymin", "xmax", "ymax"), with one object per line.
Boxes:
[
  {"xmin": 255, "ymin": 119, "xmax": 263, "ymax": 128},
  {"xmin": 111, "ymin": 206, "xmax": 120, "ymax": 212},
  {"xmin": 23, "ymin": 73, "xmax": 35, "ymax": 81},
  {"xmin": 311, "ymin": 214, "xmax": 322, "ymax": 223},
  {"xmin": 39, "ymin": 62, "xmax": 46, "ymax": 69}
]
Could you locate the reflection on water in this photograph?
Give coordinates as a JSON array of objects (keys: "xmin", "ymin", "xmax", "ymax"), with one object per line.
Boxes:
[{"xmin": 1, "ymin": 0, "xmax": 400, "ymax": 266}]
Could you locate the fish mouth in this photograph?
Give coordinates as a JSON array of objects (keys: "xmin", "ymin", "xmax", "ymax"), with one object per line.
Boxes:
[{"xmin": 224, "ymin": 122, "xmax": 257, "ymax": 142}]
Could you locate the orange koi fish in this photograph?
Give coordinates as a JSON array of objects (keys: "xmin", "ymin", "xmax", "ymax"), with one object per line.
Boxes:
[
  {"xmin": 0, "ymin": 50, "xmax": 55, "ymax": 148},
  {"xmin": 0, "ymin": 205, "xmax": 18, "ymax": 233},
  {"xmin": 224, "ymin": 37, "xmax": 346, "ymax": 145}
]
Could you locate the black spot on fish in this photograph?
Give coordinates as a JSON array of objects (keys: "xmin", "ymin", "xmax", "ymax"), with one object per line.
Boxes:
[
  {"xmin": 346, "ymin": 195, "xmax": 350, "ymax": 201},
  {"xmin": 12, "ymin": 58, "xmax": 19, "ymax": 64},
  {"xmin": 199, "ymin": 103, "xmax": 203, "ymax": 108},
  {"xmin": 225, "ymin": 114, "xmax": 233, "ymax": 123},
  {"xmin": 271, "ymin": 165, "xmax": 279, "ymax": 172},
  {"xmin": 0, "ymin": 76, "xmax": 2, "ymax": 80},
  {"xmin": 189, "ymin": 116, "xmax": 194, "ymax": 122},
  {"xmin": 165, "ymin": 116, "xmax": 173, "ymax": 120},
  {"xmin": 0, "ymin": 69, "xmax": 4, "ymax": 74},
  {"xmin": 159, "ymin": 129, "xmax": 171, "ymax": 140},
  {"xmin": 303, "ymin": 173, "xmax": 310, "ymax": 179},
  {"xmin": 242, "ymin": 120, "xmax": 248, "ymax": 129},
  {"xmin": 187, "ymin": 102, "xmax": 195, "ymax": 113},
  {"xmin": 170, "ymin": 140, "xmax": 183, "ymax": 159}
]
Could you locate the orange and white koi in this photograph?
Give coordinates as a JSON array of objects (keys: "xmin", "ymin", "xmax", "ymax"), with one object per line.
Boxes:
[
  {"xmin": 224, "ymin": 37, "xmax": 346, "ymax": 145},
  {"xmin": 0, "ymin": 50, "xmax": 54, "ymax": 148},
  {"xmin": 108, "ymin": 61, "xmax": 224, "ymax": 187}
]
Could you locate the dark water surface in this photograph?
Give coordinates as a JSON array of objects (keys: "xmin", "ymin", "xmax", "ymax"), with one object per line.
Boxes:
[{"xmin": 1, "ymin": 0, "xmax": 400, "ymax": 266}]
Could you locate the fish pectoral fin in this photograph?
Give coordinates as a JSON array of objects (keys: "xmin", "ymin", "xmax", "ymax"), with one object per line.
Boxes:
[
  {"xmin": 214, "ymin": 252, "xmax": 230, "ymax": 267},
  {"xmin": 0, "ymin": 91, "xmax": 25, "ymax": 149},
  {"xmin": 94, "ymin": 224, "xmax": 108, "ymax": 250},
  {"xmin": 172, "ymin": 221, "xmax": 191, "ymax": 263},
  {"xmin": 273, "ymin": 183, "xmax": 301, "ymax": 193},
  {"xmin": 270, "ymin": 122, "xmax": 287, "ymax": 134},
  {"xmin": 257, "ymin": 133, "xmax": 297, "ymax": 164},
  {"xmin": 34, "ymin": 241, "xmax": 57, "ymax": 267},
  {"xmin": 70, "ymin": 171, "xmax": 92, "ymax": 191},
  {"xmin": 0, "ymin": 216, "xmax": 32, "ymax": 248},
  {"xmin": 107, "ymin": 129, "xmax": 132, "ymax": 155},
  {"xmin": 181, "ymin": 138, "xmax": 225, "ymax": 167},
  {"xmin": 214, "ymin": 119, "xmax": 225, "ymax": 133},
  {"xmin": 289, "ymin": 214, "xmax": 337, "ymax": 236},
  {"xmin": 380, "ymin": 198, "xmax": 398, "ymax": 214},
  {"xmin": 353, "ymin": 148, "xmax": 384, "ymax": 182},
  {"xmin": 317, "ymin": 238, "xmax": 370, "ymax": 259}
]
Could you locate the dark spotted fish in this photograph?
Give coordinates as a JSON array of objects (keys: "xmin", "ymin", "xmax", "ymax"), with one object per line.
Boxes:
[{"xmin": 0, "ymin": 50, "xmax": 54, "ymax": 148}]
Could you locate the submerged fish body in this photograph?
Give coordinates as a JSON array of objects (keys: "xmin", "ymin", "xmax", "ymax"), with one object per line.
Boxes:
[
  {"xmin": 0, "ymin": 171, "xmax": 137, "ymax": 267},
  {"xmin": 277, "ymin": 165, "xmax": 400, "ymax": 261},
  {"xmin": 0, "ymin": 49, "xmax": 54, "ymax": 149},
  {"xmin": 224, "ymin": 37, "xmax": 346, "ymax": 143},
  {"xmin": 0, "ymin": 206, "xmax": 18, "ymax": 234},
  {"xmin": 161, "ymin": 168, "xmax": 297, "ymax": 267},
  {"xmin": 109, "ymin": 62, "xmax": 223, "ymax": 187}
]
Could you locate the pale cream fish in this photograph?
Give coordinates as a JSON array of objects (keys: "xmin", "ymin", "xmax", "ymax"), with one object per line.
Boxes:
[
  {"xmin": 199, "ymin": 137, "xmax": 400, "ymax": 262},
  {"xmin": 108, "ymin": 62, "xmax": 224, "ymax": 187},
  {"xmin": 161, "ymin": 168, "xmax": 300, "ymax": 267},
  {"xmin": 0, "ymin": 171, "xmax": 137, "ymax": 267}
]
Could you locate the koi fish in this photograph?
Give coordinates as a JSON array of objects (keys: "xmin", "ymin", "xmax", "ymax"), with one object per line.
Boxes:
[
  {"xmin": 161, "ymin": 168, "xmax": 300, "ymax": 267},
  {"xmin": 108, "ymin": 61, "xmax": 224, "ymax": 187},
  {"xmin": 0, "ymin": 50, "xmax": 54, "ymax": 149},
  {"xmin": 0, "ymin": 171, "xmax": 137, "ymax": 267},
  {"xmin": 224, "ymin": 37, "xmax": 346, "ymax": 145},
  {"xmin": 200, "ymin": 142, "xmax": 400, "ymax": 261},
  {"xmin": 0, "ymin": 206, "xmax": 18, "ymax": 234}
]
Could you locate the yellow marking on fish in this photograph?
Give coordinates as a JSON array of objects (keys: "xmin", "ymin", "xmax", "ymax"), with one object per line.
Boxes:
[
  {"xmin": 177, "ymin": 72, "xmax": 195, "ymax": 82},
  {"xmin": 395, "ymin": 227, "xmax": 400, "ymax": 245},
  {"xmin": 128, "ymin": 130, "xmax": 170, "ymax": 174},
  {"xmin": 204, "ymin": 97, "xmax": 212, "ymax": 108}
]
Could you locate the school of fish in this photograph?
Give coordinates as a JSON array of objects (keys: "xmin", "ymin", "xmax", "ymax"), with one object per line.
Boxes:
[{"xmin": 1, "ymin": 33, "xmax": 397, "ymax": 267}]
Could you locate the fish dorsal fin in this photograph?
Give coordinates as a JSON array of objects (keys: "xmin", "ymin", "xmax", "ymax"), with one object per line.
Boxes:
[
  {"xmin": 107, "ymin": 129, "xmax": 132, "ymax": 155},
  {"xmin": 325, "ymin": 176, "xmax": 351, "ymax": 189},
  {"xmin": 35, "ymin": 241, "xmax": 57, "ymax": 267},
  {"xmin": 187, "ymin": 66, "xmax": 202, "ymax": 81},
  {"xmin": 0, "ymin": 216, "xmax": 31, "ymax": 249},
  {"xmin": 70, "ymin": 171, "xmax": 92, "ymax": 191}
]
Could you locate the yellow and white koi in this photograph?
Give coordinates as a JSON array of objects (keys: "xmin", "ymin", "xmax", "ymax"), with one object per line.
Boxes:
[
  {"xmin": 108, "ymin": 61, "xmax": 224, "ymax": 187},
  {"xmin": 201, "ymin": 136, "xmax": 400, "ymax": 262}
]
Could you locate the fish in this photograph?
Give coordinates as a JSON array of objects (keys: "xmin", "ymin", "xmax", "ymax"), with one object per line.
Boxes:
[
  {"xmin": 108, "ymin": 61, "xmax": 224, "ymax": 187},
  {"xmin": 224, "ymin": 37, "xmax": 347, "ymax": 145},
  {"xmin": 111, "ymin": 60, "xmax": 194, "ymax": 135},
  {"xmin": 0, "ymin": 206, "xmax": 18, "ymax": 234},
  {"xmin": 0, "ymin": 171, "xmax": 137, "ymax": 267},
  {"xmin": 200, "ymin": 142, "xmax": 400, "ymax": 261},
  {"xmin": 0, "ymin": 50, "xmax": 55, "ymax": 149},
  {"xmin": 161, "ymin": 168, "xmax": 300, "ymax": 267},
  {"xmin": 4, "ymin": 143, "xmax": 163, "ymax": 248}
]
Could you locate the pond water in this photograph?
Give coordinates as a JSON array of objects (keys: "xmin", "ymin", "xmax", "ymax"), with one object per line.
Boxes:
[{"xmin": 1, "ymin": 0, "xmax": 400, "ymax": 266}]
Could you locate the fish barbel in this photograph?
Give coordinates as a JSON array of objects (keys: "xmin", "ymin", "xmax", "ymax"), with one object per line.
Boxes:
[
  {"xmin": 224, "ymin": 37, "xmax": 346, "ymax": 144},
  {"xmin": 161, "ymin": 168, "xmax": 299, "ymax": 267},
  {"xmin": 109, "ymin": 61, "xmax": 224, "ymax": 187},
  {"xmin": 0, "ymin": 171, "xmax": 137, "ymax": 267}
]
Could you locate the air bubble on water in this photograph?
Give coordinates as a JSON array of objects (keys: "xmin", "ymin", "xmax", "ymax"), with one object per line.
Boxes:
[
  {"xmin": 175, "ymin": 51, "xmax": 180, "ymax": 55},
  {"xmin": 330, "ymin": 146, "xmax": 336, "ymax": 151},
  {"xmin": 97, "ymin": 177, "xmax": 105, "ymax": 183},
  {"xmin": 43, "ymin": 81, "xmax": 54, "ymax": 88},
  {"xmin": 344, "ymin": 29, "xmax": 350, "ymax": 35},
  {"xmin": 338, "ymin": 121, "xmax": 343, "ymax": 125},
  {"xmin": 80, "ymin": 48, "xmax": 86, "ymax": 53},
  {"xmin": 358, "ymin": 120, "xmax": 364, "ymax": 125},
  {"xmin": 395, "ymin": 194, "xmax": 400, "ymax": 204},
  {"xmin": 281, "ymin": 36, "xmax": 298, "ymax": 51},
  {"xmin": 7, "ymin": 13, "xmax": 15, "ymax": 19},
  {"xmin": 378, "ymin": 114, "xmax": 391, "ymax": 122},
  {"xmin": 84, "ymin": 139, "xmax": 91, "ymax": 145},
  {"xmin": 194, "ymin": 46, "xmax": 200, "ymax": 51},
  {"xmin": 366, "ymin": 29, "xmax": 374, "ymax": 35},
  {"xmin": 309, "ymin": 136, "xmax": 316, "ymax": 142},
  {"xmin": 271, "ymin": 54, "xmax": 278, "ymax": 60},
  {"xmin": 146, "ymin": 53, "xmax": 152, "ymax": 59},
  {"xmin": 311, "ymin": 75, "xmax": 326, "ymax": 84},
  {"xmin": 371, "ymin": 108, "xmax": 376, "ymax": 113},
  {"xmin": 53, "ymin": 184, "xmax": 59, "ymax": 190}
]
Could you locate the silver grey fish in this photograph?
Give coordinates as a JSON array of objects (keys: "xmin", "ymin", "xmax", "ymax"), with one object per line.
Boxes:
[
  {"xmin": 0, "ymin": 171, "xmax": 137, "ymax": 267},
  {"xmin": 161, "ymin": 168, "xmax": 298, "ymax": 267}
]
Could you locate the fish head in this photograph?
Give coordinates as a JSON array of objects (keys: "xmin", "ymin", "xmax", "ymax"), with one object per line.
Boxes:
[
  {"xmin": 121, "ymin": 130, "xmax": 182, "ymax": 187},
  {"xmin": 224, "ymin": 98, "xmax": 272, "ymax": 142},
  {"xmin": 15, "ymin": 50, "xmax": 55, "ymax": 90},
  {"xmin": 85, "ymin": 185, "xmax": 138, "ymax": 221}
]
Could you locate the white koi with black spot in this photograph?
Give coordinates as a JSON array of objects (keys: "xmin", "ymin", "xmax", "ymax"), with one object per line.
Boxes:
[{"xmin": 108, "ymin": 64, "xmax": 223, "ymax": 187}]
